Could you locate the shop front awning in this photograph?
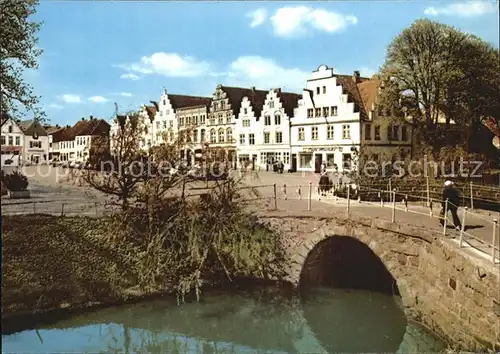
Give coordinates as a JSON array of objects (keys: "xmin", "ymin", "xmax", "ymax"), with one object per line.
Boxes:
[{"xmin": 1, "ymin": 146, "xmax": 22, "ymax": 152}]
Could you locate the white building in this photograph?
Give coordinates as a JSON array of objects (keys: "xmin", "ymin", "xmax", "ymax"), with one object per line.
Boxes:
[
  {"xmin": 19, "ymin": 119, "xmax": 50, "ymax": 164},
  {"xmin": 1, "ymin": 115, "xmax": 24, "ymax": 167},
  {"xmin": 291, "ymin": 65, "xmax": 369, "ymax": 173},
  {"xmin": 236, "ymin": 88, "xmax": 301, "ymax": 171},
  {"xmin": 51, "ymin": 117, "xmax": 110, "ymax": 163}
]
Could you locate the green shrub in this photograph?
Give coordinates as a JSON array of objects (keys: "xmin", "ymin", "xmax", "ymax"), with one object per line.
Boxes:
[{"xmin": 1, "ymin": 170, "xmax": 29, "ymax": 191}]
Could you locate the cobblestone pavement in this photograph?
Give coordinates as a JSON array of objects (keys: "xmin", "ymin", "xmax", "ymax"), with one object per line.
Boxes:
[{"xmin": 2, "ymin": 167, "xmax": 499, "ymax": 262}]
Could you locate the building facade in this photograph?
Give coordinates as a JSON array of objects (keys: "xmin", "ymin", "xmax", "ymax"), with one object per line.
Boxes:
[
  {"xmin": 1, "ymin": 115, "xmax": 24, "ymax": 166},
  {"xmin": 209, "ymin": 85, "xmax": 268, "ymax": 166},
  {"xmin": 236, "ymin": 88, "xmax": 301, "ymax": 171},
  {"xmin": 291, "ymin": 65, "xmax": 367, "ymax": 173},
  {"xmin": 19, "ymin": 119, "xmax": 50, "ymax": 164}
]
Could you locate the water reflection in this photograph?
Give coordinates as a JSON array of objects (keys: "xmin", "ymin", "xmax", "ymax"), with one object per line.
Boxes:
[{"xmin": 2, "ymin": 289, "xmax": 446, "ymax": 353}]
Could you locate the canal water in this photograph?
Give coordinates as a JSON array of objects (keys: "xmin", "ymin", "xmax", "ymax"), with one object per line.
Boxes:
[{"xmin": 2, "ymin": 287, "xmax": 447, "ymax": 353}]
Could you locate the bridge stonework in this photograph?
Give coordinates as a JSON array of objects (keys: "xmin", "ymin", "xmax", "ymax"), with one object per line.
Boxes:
[{"xmin": 259, "ymin": 213, "xmax": 500, "ymax": 351}]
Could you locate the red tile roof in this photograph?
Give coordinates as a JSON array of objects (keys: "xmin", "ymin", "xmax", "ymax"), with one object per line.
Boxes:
[
  {"xmin": 276, "ymin": 90, "xmax": 302, "ymax": 117},
  {"xmin": 50, "ymin": 119, "xmax": 109, "ymax": 142},
  {"xmin": 219, "ymin": 86, "xmax": 268, "ymax": 116},
  {"xmin": 168, "ymin": 94, "xmax": 212, "ymax": 110},
  {"xmin": 336, "ymin": 75, "xmax": 370, "ymax": 120}
]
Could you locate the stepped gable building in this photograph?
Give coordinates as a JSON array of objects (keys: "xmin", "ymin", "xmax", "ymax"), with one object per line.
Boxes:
[
  {"xmin": 236, "ymin": 88, "xmax": 301, "ymax": 170},
  {"xmin": 208, "ymin": 84, "xmax": 268, "ymax": 166}
]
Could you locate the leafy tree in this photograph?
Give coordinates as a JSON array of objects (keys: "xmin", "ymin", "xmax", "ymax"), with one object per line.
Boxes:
[
  {"xmin": 0, "ymin": 0, "xmax": 44, "ymax": 120},
  {"xmin": 379, "ymin": 19, "xmax": 500, "ymax": 151}
]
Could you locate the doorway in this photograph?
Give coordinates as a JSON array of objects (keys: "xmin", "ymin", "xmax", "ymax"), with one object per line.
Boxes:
[
  {"xmin": 291, "ymin": 154, "xmax": 297, "ymax": 172},
  {"xmin": 314, "ymin": 154, "xmax": 322, "ymax": 173}
]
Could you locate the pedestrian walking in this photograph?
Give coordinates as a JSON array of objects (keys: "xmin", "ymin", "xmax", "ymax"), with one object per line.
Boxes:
[{"xmin": 441, "ymin": 180, "xmax": 462, "ymax": 230}]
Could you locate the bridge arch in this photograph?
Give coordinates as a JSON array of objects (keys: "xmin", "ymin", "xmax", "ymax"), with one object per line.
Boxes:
[{"xmin": 298, "ymin": 235, "xmax": 401, "ymax": 298}]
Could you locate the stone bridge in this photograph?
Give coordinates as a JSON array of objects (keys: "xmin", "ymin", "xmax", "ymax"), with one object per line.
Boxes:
[{"xmin": 257, "ymin": 211, "xmax": 500, "ymax": 352}]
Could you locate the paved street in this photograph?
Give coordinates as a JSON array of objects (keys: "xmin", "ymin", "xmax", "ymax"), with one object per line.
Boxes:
[{"xmin": 2, "ymin": 167, "xmax": 499, "ymax": 263}]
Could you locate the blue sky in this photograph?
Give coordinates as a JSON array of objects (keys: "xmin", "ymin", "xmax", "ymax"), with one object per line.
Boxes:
[{"xmin": 28, "ymin": 1, "xmax": 498, "ymax": 126}]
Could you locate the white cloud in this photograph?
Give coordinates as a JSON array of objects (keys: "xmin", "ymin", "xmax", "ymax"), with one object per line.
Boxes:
[
  {"xmin": 424, "ymin": 1, "xmax": 495, "ymax": 17},
  {"xmin": 120, "ymin": 73, "xmax": 140, "ymax": 80},
  {"xmin": 47, "ymin": 103, "xmax": 64, "ymax": 110},
  {"xmin": 359, "ymin": 67, "xmax": 377, "ymax": 78},
  {"xmin": 59, "ymin": 94, "xmax": 81, "ymax": 104},
  {"xmin": 88, "ymin": 96, "xmax": 108, "ymax": 103},
  {"xmin": 119, "ymin": 52, "xmax": 211, "ymax": 78},
  {"xmin": 220, "ymin": 56, "xmax": 309, "ymax": 91},
  {"xmin": 119, "ymin": 92, "xmax": 133, "ymax": 97},
  {"xmin": 270, "ymin": 6, "xmax": 358, "ymax": 38},
  {"xmin": 246, "ymin": 8, "xmax": 267, "ymax": 28}
]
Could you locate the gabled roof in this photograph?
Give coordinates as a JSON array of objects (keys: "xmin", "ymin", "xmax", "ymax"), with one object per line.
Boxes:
[
  {"xmin": 335, "ymin": 75, "xmax": 370, "ymax": 121},
  {"xmin": 357, "ymin": 78, "xmax": 381, "ymax": 116},
  {"xmin": 276, "ymin": 90, "xmax": 302, "ymax": 117},
  {"xmin": 44, "ymin": 125, "xmax": 63, "ymax": 134},
  {"xmin": 51, "ymin": 119, "xmax": 109, "ymax": 142},
  {"xmin": 168, "ymin": 94, "xmax": 212, "ymax": 110},
  {"xmin": 18, "ymin": 119, "xmax": 49, "ymax": 136},
  {"xmin": 144, "ymin": 105, "xmax": 157, "ymax": 122},
  {"xmin": 219, "ymin": 86, "xmax": 268, "ymax": 116},
  {"xmin": 18, "ymin": 119, "xmax": 35, "ymax": 132}
]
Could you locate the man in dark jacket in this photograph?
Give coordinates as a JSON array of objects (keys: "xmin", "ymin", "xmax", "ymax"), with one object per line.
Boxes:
[{"xmin": 442, "ymin": 180, "xmax": 462, "ymax": 230}]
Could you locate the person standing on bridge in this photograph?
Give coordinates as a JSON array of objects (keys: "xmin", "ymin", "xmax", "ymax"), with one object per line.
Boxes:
[{"xmin": 442, "ymin": 180, "xmax": 462, "ymax": 230}]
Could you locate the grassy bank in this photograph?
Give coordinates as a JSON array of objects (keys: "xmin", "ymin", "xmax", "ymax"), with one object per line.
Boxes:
[{"xmin": 1, "ymin": 214, "xmax": 170, "ymax": 332}]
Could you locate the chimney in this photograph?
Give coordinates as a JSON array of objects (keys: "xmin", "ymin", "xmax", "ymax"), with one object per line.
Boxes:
[
  {"xmin": 56, "ymin": 124, "xmax": 60, "ymax": 128},
  {"xmin": 275, "ymin": 88, "xmax": 281, "ymax": 94},
  {"xmin": 89, "ymin": 115, "xmax": 94, "ymax": 120},
  {"xmin": 250, "ymin": 86, "xmax": 255, "ymax": 92},
  {"xmin": 352, "ymin": 70, "xmax": 360, "ymax": 83},
  {"xmin": 81, "ymin": 117, "xmax": 85, "ymax": 121}
]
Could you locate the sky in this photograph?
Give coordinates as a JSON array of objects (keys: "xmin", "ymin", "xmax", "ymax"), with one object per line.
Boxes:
[{"xmin": 27, "ymin": 0, "xmax": 499, "ymax": 126}]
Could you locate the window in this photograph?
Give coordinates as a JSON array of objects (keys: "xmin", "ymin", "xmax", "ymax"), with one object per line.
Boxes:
[
  {"xmin": 210, "ymin": 118, "xmax": 216, "ymax": 125},
  {"xmin": 160, "ymin": 111, "xmax": 163, "ymax": 117},
  {"xmin": 165, "ymin": 109, "xmax": 170, "ymax": 115},
  {"xmin": 1, "ymin": 136, "xmax": 5, "ymax": 145},
  {"xmin": 163, "ymin": 99, "xmax": 166, "ymax": 105},
  {"xmin": 244, "ymin": 108, "xmax": 248, "ymax": 114},
  {"xmin": 221, "ymin": 101, "xmax": 225, "ymax": 109},
  {"xmin": 218, "ymin": 114, "xmax": 224, "ymax": 124},
  {"xmin": 210, "ymin": 129, "xmax": 216, "ymax": 143},
  {"xmin": 170, "ymin": 131, "xmax": 174, "ymax": 141},
  {"xmin": 322, "ymin": 107, "xmax": 329, "ymax": 117},
  {"xmin": 372, "ymin": 154, "xmax": 379, "ymax": 162},
  {"xmin": 307, "ymin": 109, "xmax": 314, "ymax": 118},
  {"xmin": 214, "ymin": 103, "xmax": 218, "ymax": 111},
  {"xmin": 226, "ymin": 116, "xmax": 232, "ymax": 124},
  {"xmin": 169, "ymin": 120, "xmax": 174, "ymax": 128},
  {"xmin": 274, "ymin": 115, "xmax": 281, "ymax": 125},
  {"xmin": 326, "ymin": 154, "xmax": 335, "ymax": 167},
  {"xmin": 316, "ymin": 87, "xmax": 320, "ymax": 95},
  {"xmin": 300, "ymin": 153, "xmax": 312, "ymax": 168},
  {"xmin": 15, "ymin": 136, "xmax": 20, "ymax": 145},
  {"xmin": 201, "ymin": 115, "xmax": 205, "ymax": 124},
  {"xmin": 330, "ymin": 106, "xmax": 338, "ymax": 116},
  {"xmin": 311, "ymin": 126, "xmax": 318, "ymax": 140},
  {"xmin": 298, "ymin": 127, "xmax": 305, "ymax": 141},
  {"xmin": 275, "ymin": 131, "xmax": 283, "ymax": 143},
  {"xmin": 322, "ymin": 86, "xmax": 326, "ymax": 94},
  {"xmin": 315, "ymin": 108, "xmax": 321, "ymax": 117},
  {"xmin": 193, "ymin": 130, "xmax": 198, "ymax": 142},
  {"xmin": 226, "ymin": 128, "xmax": 232, "ymax": 143},
  {"xmin": 243, "ymin": 119, "xmax": 250, "ymax": 127},
  {"xmin": 200, "ymin": 129, "xmax": 205, "ymax": 142},
  {"xmin": 264, "ymin": 132, "xmax": 270, "ymax": 144},
  {"xmin": 239, "ymin": 134, "xmax": 245, "ymax": 144},
  {"xmin": 327, "ymin": 126, "xmax": 334, "ymax": 140},
  {"xmin": 283, "ymin": 152, "xmax": 290, "ymax": 165},
  {"xmin": 156, "ymin": 122, "xmax": 160, "ymax": 129},
  {"xmin": 179, "ymin": 118, "xmax": 184, "ymax": 127},
  {"xmin": 269, "ymin": 101, "xmax": 274, "ymax": 109},
  {"xmin": 249, "ymin": 133, "xmax": 255, "ymax": 145},
  {"xmin": 365, "ymin": 124, "xmax": 372, "ymax": 140},
  {"xmin": 342, "ymin": 124, "xmax": 350, "ymax": 139},
  {"xmin": 374, "ymin": 125, "xmax": 381, "ymax": 140},
  {"xmin": 393, "ymin": 125, "xmax": 399, "ymax": 140},
  {"xmin": 402, "ymin": 126, "xmax": 408, "ymax": 141},
  {"xmin": 8, "ymin": 125, "xmax": 13, "ymax": 133},
  {"xmin": 218, "ymin": 128, "xmax": 225, "ymax": 143},
  {"xmin": 8, "ymin": 136, "xmax": 13, "ymax": 145},
  {"xmin": 264, "ymin": 116, "xmax": 271, "ymax": 126},
  {"xmin": 342, "ymin": 153, "xmax": 352, "ymax": 170}
]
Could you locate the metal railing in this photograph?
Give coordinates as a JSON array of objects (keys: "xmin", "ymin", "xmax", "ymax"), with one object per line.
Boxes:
[
  {"xmin": 2, "ymin": 181, "xmax": 499, "ymax": 265},
  {"xmin": 235, "ymin": 181, "xmax": 500, "ymax": 265}
]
